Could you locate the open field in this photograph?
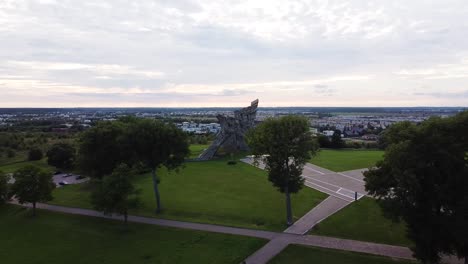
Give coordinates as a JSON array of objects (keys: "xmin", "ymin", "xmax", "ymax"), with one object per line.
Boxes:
[
  {"xmin": 310, "ymin": 149, "xmax": 384, "ymax": 172},
  {"xmin": 269, "ymin": 245, "xmax": 416, "ymax": 264},
  {"xmin": 0, "ymin": 204, "xmax": 266, "ymax": 264},
  {"xmin": 52, "ymin": 159, "xmax": 328, "ymax": 231},
  {"xmin": 310, "ymin": 197, "xmax": 411, "ymax": 246}
]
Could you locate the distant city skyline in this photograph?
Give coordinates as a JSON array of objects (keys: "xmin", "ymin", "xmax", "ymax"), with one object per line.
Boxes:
[{"xmin": 1, "ymin": 0, "xmax": 468, "ymax": 107}]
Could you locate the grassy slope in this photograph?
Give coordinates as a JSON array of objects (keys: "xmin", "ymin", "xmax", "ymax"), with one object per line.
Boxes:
[
  {"xmin": 188, "ymin": 144, "xmax": 210, "ymax": 159},
  {"xmin": 310, "ymin": 149, "xmax": 384, "ymax": 172},
  {"xmin": 52, "ymin": 159, "xmax": 328, "ymax": 231},
  {"xmin": 0, "ymin": 204, "xmax": 266, "ymax": 264},
  {"xmin": 269, "ymin": 245, "xmax": 416, "ymax": 264},
  {"xmin": 310, "ymin": 197, "xmax": 411, "ymax": 246}
]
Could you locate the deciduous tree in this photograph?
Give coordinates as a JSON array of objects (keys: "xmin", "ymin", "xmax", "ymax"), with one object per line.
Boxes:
[
  {"xmin": 47, "ymin": 143, "xmax": 76, "ymax": 169},
  {"xmin": 128, "ymin": 119, "xmax": 189, "ymax": 213},
  {"xmin": 78, "ymin": 121, "xmax": 132, "ymax": 178},
  {"xmin": 365, "ymin": 111, "xmax": 468, "ymax": 264},
  {"xmin": 28, "ymin": 147, "xmax": 43, "ymax": 161},
  {"xmin": 0, "ymin": 170, "xmax": 9, "ymax": 204},
  {"xmin": 247, "ymin": 115, "xmax": 318, "ymax": 226},
  {"xmin": 91, "ymin": 163, "xmax": 140, "ymax": 223},
  {"xmin": 11, "ymin": 166, "xmax": 55, "ymax": 216}
]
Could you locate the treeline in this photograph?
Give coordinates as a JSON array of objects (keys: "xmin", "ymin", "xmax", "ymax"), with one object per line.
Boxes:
[{"xmin": 0, "ymin": 132, "xmax": 77, "ymax": 162}]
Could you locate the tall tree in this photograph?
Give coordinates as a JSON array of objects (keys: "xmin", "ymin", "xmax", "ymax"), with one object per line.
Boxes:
[
  {"xmin": 78, "ymin": 121, "xmax": 132, "ymax": 178},
  {"xmin": 247, "ymin": 115, "xmax": 318, "ymax": 226},
  {"xmin": 128, "ymin": 119, "xmax": 189, "ymax": 213},
  {"xmin": 0, "ymin": 170, "xmax": 9, "ymax": 204},
  {"xmin": 11, "ymin": 166, "xmax": 55, "ymax": 216},
  {"xmin": 331, "ymin": 130, "xmax": 344, "ymax": 148},
  {"xmin": 91, "ymin": 163, "xmax": 140, "ymax": 223},
  {"xmin": 47, "ymin": 143, "xmax": 76, "ymax": 169},
  {"xmin": 365, "ymin": 111, "xmax": 468, "ymax": 264}
]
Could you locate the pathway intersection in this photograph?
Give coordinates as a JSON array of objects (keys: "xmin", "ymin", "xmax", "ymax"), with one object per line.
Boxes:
[{"xmin": 241, "ymin": 158, "xmax": 371, "ymax": 263}]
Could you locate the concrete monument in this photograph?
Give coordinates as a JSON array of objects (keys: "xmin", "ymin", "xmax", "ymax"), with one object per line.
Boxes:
[{"xmin": 198, "ymin": 99, "xmax": 259, "ymax": 160}]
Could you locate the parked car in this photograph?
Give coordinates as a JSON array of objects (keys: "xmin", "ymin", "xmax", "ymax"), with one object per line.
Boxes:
[{"xmin": 58, "ymin": 181, "xmax": 68, "ymax": 186}]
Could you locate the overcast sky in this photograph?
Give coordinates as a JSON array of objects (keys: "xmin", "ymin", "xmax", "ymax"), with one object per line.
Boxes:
[{"xmin": 1, "ymin": 0, "xmax": 468, "ymax": 107}]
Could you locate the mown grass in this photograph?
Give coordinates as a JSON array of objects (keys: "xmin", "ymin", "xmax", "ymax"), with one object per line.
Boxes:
[
  {"xmin": 310, "ymin": 149, "xmax": 384, "ymax": 172},
  {"xmin": 51, "ymin": 158, "xmax": 328, "ymax": 231},
  {"xmin": 269, "ymin": 245, "xmax": 416, "ymax": 264},
  {"xmin": 0, "ymin": 158, "xmax": 54, "ymax": 173},
  {"xmin": 0, "ymin": 204, "xmax": 266, "ymax": 264},
  {"xmin": 310, "ymin": 197, "xmax": 412, "ymax": 246},
  {"xmin": 188, "ymin": 144, "xmax": 210, "ymax": 159}
]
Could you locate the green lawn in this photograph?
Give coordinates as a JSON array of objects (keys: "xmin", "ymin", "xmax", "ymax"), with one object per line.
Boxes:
[
  {"xmin": 269, "ymin": 245, "xmax": 416, "ymax": 264},
  {"xmin": 188, "ymin": 144, "xmax": 210, "ymax": 159},
  {"xmin": 310, "ymin": 149, "xmax": 384, "ymax": 172},
  {"xmin": 310, "ymin": 197, "xmax": 411, "ymax": 246},
  {"xmin": 0, "ymin": 204, "xmax": 266, "ymax": 264},
  {"xmin": 52, "ymin": 159, "xmax": 328, "ymax": 231},
  {"xmin": 0, "ymin": 158, "xmax": 54, "ymax": 173}
]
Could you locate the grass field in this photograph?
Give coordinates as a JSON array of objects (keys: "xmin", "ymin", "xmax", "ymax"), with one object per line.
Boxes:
[
  {"xmin": 310, "ymin": 197, "xmax": 412, "ymax": 246},
  {"xmin": 51, "ymin": 159, "xmax": 328, "ymax": 231},
  {"xmin": 188, "ymin": 144, "xmax": 210, "ymax": 159},
  {"xmin": 269, "ymin": 245, "xmax": 416, "ymax": 264},
  {"xmin": 310, "ymin": 149, "xmax": 384, "ymax": 172},
  {"xmin": 0, "ymin": 158, "xmax": 54, "ymax": 173},
  {"xmin": 0, "ymin": 204, "xmax": 266, "ymax": 264}
]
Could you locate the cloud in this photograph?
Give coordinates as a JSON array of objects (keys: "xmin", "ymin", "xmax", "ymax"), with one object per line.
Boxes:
[{"xmin": 0, "ymin": 0, "xmax": 467, "ymax": 107}]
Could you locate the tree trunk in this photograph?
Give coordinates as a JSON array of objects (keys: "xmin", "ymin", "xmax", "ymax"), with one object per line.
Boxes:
[
  {"xmin": 285, "ymin": 187, "xmax": 293, "ymax": 226},
  {"xmin": 151, "ymin": 169, "xmax": 161, "ymax": 214},
  {"xmin": 32, "ymin": 202, "xmax": 36, "ymax": 217}
]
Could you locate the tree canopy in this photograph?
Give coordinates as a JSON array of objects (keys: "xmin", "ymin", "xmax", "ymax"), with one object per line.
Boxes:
[
  {"xmin": 247, "ymin": 115, "xmax": 318, "ymax": 225},
  {"xmin": 11, "ymin": 165, "xmax": 55, "ymax": 216},
  {"xmin": 47, "ymin": 143, "xmax": 76, "ymax": 169},
  {"xmin": 127, "ymin": 118, "xmax": 189, "ymax": 213},
  {"xmin": 78, "ymin": 117, "xmax": 189, "ymax": 213},
  {"xmin": 0, "ymin": 170, "xmax": 9, "ymax": 204},
  {"xmin": 364, "ymin": 111, "xmax": 468, "ymax": 264},
  {"xmin": 28, "ymin": 147, "xmax": 43, "ymax": 161},
  {"xmin": 78, "ymin": 120, "xmax": 133, "ymax": 178},
  {"xmin": 91, "ymin": 163, "xmax": 140, "ymax": 223}
]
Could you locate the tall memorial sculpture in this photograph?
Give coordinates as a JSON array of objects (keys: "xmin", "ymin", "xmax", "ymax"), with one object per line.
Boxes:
[{"xmin": 198, "ymin": 99, "xmax": 259, "ymax": 160}]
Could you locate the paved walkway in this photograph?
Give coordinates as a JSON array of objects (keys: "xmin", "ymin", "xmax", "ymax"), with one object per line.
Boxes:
[
  {"xmin": 284, "ymin": 196, "xmax": 351, "ymax": 235},
  {"xmin": 12, "ymin": 201, "xmax": 416, "ymax": 262},
  {"xmin": 240, "ymin": 159, "xmax": 372, "ymax": 263}
]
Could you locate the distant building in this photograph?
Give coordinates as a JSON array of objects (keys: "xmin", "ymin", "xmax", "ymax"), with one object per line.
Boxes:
[{"xmin": 322, "ymin": 130, "xmax": 335, "ymax": 137}]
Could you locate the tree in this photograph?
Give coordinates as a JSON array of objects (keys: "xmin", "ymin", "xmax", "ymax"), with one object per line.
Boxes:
[
  {"xmin": 364, "ymin": 111, "xmax": 468, "ymax": 264},
  {"xmin": 247, "ymin": 115, "xmax": 318, "ymax": 226},
  {"xmin": 28, "ymin": 147, "xmax": 43, "ymax": 161},
  {"xmin": 317, "ymin": 134, "xmax": 330, "ymax": 148},
  {"xmin": 0, "ymin": 170, "xmax": 10, "ymax": 204},
  {"xmin": 331, "ymin": 130, "xmax": 344, "ymax": 148},
  {"xmin": 91, "ymin": 164, "xmax": 140, "ymax": 224},
  {"xmin": 47, "ymin": 143, "xmax": 76, "ymax": 169},
  {"xmin": 78, "ymin": 121, "xmax": 132, "ymax": 178},
  {"xmin": 11, "ymin": 166, "xmax": 55, "ymax": 216},
  {"xmin": 128, "ymin": 118, "xmax": 189, "ymax": 213}
]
